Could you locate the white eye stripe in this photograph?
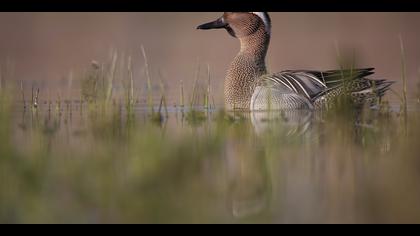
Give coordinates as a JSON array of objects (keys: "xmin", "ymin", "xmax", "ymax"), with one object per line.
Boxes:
[{"xmin": 250, "ymin": 12, "xmax": 271, "ymax": 33}]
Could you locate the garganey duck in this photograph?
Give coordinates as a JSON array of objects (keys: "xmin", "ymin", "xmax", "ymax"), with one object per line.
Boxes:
[{"xmin": 197, "ymin": 12, "xmax": 394, "ymax": 111}]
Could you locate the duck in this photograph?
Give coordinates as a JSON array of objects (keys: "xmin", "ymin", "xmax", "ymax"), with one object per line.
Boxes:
[{"xmin": 197, "ymin": 12, "xmax": 394, "ymax": 111}]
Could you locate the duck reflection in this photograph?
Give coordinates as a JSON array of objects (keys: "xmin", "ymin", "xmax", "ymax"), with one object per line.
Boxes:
[
  {"xmin": 250, "ymin": 109, "xmax": 313, "ymax": 136},
  {"xmin": 226, "ymin": 142, "xmax": 271, "ymax": 218},
  {"xmin": 224, "ymin": 109, "xmax": 316, "ymax": 218}
]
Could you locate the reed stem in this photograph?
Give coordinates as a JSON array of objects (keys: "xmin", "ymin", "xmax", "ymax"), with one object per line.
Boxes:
[
  {"xmin": 128, "ymin": 56, "xmax": 135, "ymax": 108},
  {"xmin": 180, "ymin": 80, "xmax": 184, "ymax": 108},
  {"xmin": 190, "ymin": 58, "xmax": 200, "ymax": 108},
  {"xmin": 158, "ymin": 70, "xmax": 168, "ymax": 118},
  {"xmin": 141, "ymin": 45, "xmax": 154, "ymax": 113},
  {"xmin": 205, "ymin": 64, "xmax": 211, "ymax": 109},
  {"xmin": 399, "ymin": 35, "xmax": 408, "ymax": 134},
  {"xmin": 106, "ymin": 51, "xmax": 118, "ymax": 103},
  {"xmin": 21, "ymin": 80, "xmax": 26, "ymax": 109}
]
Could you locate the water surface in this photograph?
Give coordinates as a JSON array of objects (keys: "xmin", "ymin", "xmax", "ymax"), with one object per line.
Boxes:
[{"xmin": 2, "ymin": 99, "xmax": 419, "ymax": 223}]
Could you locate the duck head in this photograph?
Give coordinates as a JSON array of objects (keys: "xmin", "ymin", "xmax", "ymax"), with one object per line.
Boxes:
[{"xmin": 197, "ymin": 12, "xmax": 271, "ymax": 38}]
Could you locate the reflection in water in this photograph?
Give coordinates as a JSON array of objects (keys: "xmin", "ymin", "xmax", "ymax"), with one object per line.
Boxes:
[
  {"xmin": 226, "ymin": 142, "xmax": 271, "ymax": 218},
  {"xmin": 250, "ymin": 109, "xmax": 313, "ymax": 136},
  {"xmin": 226, "ymin": 109, "xmax": 313, "ymax": 218},
  {"xmin": 225, "ymin": 107, "xmax": 399, "ymax": 220}
]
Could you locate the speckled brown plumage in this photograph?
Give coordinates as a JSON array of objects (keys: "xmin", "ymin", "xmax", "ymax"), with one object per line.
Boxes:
[{"xmin": 225, "ymin": 26, "xmax": 269, "ymax": 109}]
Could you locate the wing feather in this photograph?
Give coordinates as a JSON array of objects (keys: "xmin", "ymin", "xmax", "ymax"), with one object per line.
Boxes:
[{"xmin": 257, "ymin": 68, "xmax": 376, "ymax": 100}]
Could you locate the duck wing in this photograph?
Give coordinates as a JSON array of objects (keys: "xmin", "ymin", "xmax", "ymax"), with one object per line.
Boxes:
[{"xmin": 257, "ymin": 68, "xmax": 375, "ymax": 100}]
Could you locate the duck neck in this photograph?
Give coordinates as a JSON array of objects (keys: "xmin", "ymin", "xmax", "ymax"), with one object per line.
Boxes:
[
  {"xmin": 225, "ymin": 28, "xmax": 270, "ymax": 110},
  {"xmin": 239, "ymin": 31, "xmax": 270, "ymax": 64}
]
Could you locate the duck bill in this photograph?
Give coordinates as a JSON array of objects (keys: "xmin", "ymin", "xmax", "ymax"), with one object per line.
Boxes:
[{"xmin": 197, "ymin": 17, "xmax": 227, "ymax": 30}]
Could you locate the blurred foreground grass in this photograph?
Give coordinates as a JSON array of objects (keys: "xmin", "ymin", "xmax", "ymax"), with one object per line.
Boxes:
[
  {"xmin": 1, "ymin": 48, "xmax": 420, "ymax": 223},
  {"xmin": 1, "ymin": 81, "xmax": 420, "ymax": 223}
]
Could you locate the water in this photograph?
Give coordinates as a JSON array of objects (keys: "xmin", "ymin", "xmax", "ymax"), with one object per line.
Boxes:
[{"xmin": 2, "ymin": 100, "xmax": 420, "ymax": 223}]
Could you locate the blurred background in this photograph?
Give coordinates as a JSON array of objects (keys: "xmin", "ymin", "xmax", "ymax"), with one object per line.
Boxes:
[
  {"xmin": 0, "ymin": 12, "xmax": 419, "ymax": 104},
  {"xmin": 1, "ymin": 13, "xmax": 420, "ymax": 223}
]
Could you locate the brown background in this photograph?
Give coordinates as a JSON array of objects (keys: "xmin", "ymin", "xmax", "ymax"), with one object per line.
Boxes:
[{"xmin": 0, "ymin": 12, "xmax": 419, "ymax": 103}]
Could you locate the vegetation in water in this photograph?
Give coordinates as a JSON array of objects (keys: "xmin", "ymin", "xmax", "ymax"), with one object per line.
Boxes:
[{"xmin": 1, "ymin": 43, "xmax": 420, "ymax": 223}]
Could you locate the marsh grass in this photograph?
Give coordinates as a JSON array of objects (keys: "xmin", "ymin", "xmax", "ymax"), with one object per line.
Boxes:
[
  {"xmin": 81, "ymin": 61, "xmax": 103, "ymax": 103},
  {"xmin": 2, "ymin": 79, "xmax": 420, "ymax": 223},
  {"xmin": 78, "ymin": 46, "xmax": 172, "ymax": 127},
  {"xmin": 190, "ymin": 58, "xmax": 201, "ymax": 109},
  {"xmin": 2, "ymin": 45, "xmax": 420, "ymax": 223},
  {"xmin": 181, "ymin": 58, "xmax": 207, "ymax": 125}
]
